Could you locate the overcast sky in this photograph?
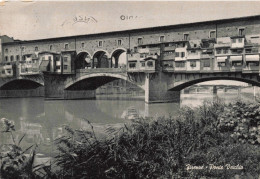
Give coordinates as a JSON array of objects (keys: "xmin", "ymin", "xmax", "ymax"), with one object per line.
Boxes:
[{"xmin": 0, "ymin": 1, "xmax": 260, "ymax": 40}]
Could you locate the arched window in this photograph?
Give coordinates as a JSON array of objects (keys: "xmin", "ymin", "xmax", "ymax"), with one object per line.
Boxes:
[
  {"xmin": 16, "ymin": 55, "xmax": 20, "ymax": 61},
  {"xmin": 10, "ymin": 56, "xmax": 14, "ymax": 61},
  {"xmin": 5, "ymin": 56, "xmax": 8, "ymax": 62}
]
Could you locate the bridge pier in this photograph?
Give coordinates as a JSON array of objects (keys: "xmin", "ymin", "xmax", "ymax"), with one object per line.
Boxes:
[{"xmin": 145, "ymin": 73, "xmax": 180, "ymax": 103}]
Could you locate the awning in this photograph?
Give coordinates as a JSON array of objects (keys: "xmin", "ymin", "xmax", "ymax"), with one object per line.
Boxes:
[
  {"xmin": 39, "ymin": 60, "xmax": 50, "ymax": 71},
  {"xmin": 216, "ymin": 56, "xmax": 227, "ymax": 62},
  {"xmin": 85, "ymin": 57, "xmax": 91, "ymax": 63},
  {"xmin": 245, "ymin": 55, "xmax": 259, "ymax": 62},
  {"xmin": 229, "ymin": 56, "xmax": 242, "ymax": 62}
]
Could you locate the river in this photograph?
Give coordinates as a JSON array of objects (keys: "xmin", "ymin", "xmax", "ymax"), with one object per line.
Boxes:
[{"xmin": 0, "ymin": 91, "xmax": 256, "ymax": 157}]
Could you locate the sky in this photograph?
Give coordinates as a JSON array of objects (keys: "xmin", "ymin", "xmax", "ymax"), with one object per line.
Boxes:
[
  {"xmin": 0, "ymin": 1, "xmax": 260, "ymax": 40},
  {"xmin": 1, "ymin": 1, "xmax": 259, "ymax": 86}
]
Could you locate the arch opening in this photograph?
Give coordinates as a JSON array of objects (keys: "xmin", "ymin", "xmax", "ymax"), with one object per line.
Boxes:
[
  {"xmin": 75, "ymin": 52, "xmax": 92, "ymax": 70},
  {"xmin": 168, "ymin": 77, "xmax": 260, "ymax": 91},
  {"xmin": 111, "ymin": 49, "xmax": 127, "ymax": 69},
  {"xmin": 65, "ymin": 74, "xmax": 144, "ymax": 92},
  {"xmin": 93, "ymin": 51, "xmax": 110, "ymax": 68},
  {"xmin": 0, "ymin": 79, "xmax": 43, "ymax": 90}
]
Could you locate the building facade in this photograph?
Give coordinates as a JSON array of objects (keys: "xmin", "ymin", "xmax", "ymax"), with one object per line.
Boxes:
[{"xmin": 0, "ymin": 15, "xmax": 260, "ymax": 78}]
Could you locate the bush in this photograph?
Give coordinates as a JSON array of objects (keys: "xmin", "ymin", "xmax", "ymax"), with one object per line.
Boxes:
[{"xmin": 218, "ymin": 101, "xmax": 260, "ymax": 145}]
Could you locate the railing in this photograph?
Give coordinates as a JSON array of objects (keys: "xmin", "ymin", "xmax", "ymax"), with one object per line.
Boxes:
[{"xmin": 77, "ymin": 67, "xmax": 127, "ymax": 73}]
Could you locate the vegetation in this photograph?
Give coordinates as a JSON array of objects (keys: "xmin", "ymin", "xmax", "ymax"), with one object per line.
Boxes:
[{"xmin": 1, "ymin": 99, "xmax": 260, "ymax": 178}]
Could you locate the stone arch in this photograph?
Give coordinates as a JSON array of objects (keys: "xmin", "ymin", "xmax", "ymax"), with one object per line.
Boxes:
[
  {"xmin": 75, "ymin": 51, "xmax": 92, "ymax": 70},
  {"xmin": 110, "ymin": 48, "xmax": 127, "ymax": 68},
  {"xmin": 168, "ymin": 76, "xmax": 260, "ymax": 91},
  {"xmin": 65, "ymin": 73, "xmax": 144, "ymax": 90},
  {"xmin": 0, "ymin": 79, "xmax": 44, "ymax": 90},
  {"xmin": 92, "ymin": 50, "xmax": 110, "ymax": 68}
]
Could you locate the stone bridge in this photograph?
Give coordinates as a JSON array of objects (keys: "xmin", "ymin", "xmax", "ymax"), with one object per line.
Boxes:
[{"xmin": 42, "ymin": 68, "xmax": 260, "ymax": 103}]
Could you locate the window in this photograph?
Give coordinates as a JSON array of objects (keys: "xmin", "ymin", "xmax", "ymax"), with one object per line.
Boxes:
[
  {"xmin": 64, "ymin": 57, "xmax": 68, "ymax": 62},
  {"xmin": 50, "ymin": 45, "xmax": 53, "ymax": 51},
  {"xmin": 191, "ymin": 50, "xmax": 196, "ymax": 54},
  {"xmin": 56, "ymin": 66, "xmax": 61, "ymax": 70},
  {"xmin": 238, "ymin": 38, "xmax": 243, "ymax": 43},
  {"xmin": 134, "ymin": 47, "xmax": 138, "ymax": 53},
  {"xmin": 5, "ymin": 56, "xmax": 8, "ymax": 61},
  {"xmin": 184, "ymin": 34, "xmax": 189, "ymax": 41},
  {"xmin": 223, "ymin": 49, "xmax": 228, "ymax": 54},
  {"xmin": 218, "ymin": 62, "xmax": 226, "ymax": 67},
  {"xmin": 147, "ymin": 61, "xmax": 153, "ymax": 67},
  {"xmin": 138, "ymin": 38, "xmax": 143, "ymax": 45},
  {"xmin": 245, "ymin": 48, "xmax": 252, "ymax": 53},
  {"xmin": 231, "ymin": 39, "xmax": 236, "ymax": 43},
  {"xmin": 209, "ymin": 31, "xmax": 216, "ymax": 38},
  {"xmin": 175, "ymin": 52, "xmax": 179, "ymax": 57},
  {"xmin": 181, "ymin": 52, "xmax": 185, "ymax": 58},
  {"xmin": 98, "ymin": 41, "xmax": 103, "ymax": 47},
  {"xmin": 190, "ymin": 60, "xmax": 196, "ymax": 67},
  {"xmin": 247, "ymin": 62, "xmax": 259, "ymax": 66},
  {"xmin": 35, "ymin": 46, "xmax": 38, "ymax": 51},
  {"xmin": 64, "ymin": 65, "xmax": 68, "ymax": 70},
  {"xmin": 232, "ymin": 61, "xmax": 242, "ymax": 67},
  {"xmin": 175, "ymin": 61, "xmax": 185, "ymax": 68},
  {"xmin": 203, "ymin": 60, "xmax": 210, "ymax": 67},
  {"xmin": 129, "ymin": 62, "xmax": 136, "ymax": 68},
  {"xmin": 81, "ymin": 43, "xmax": 85, "ymax": 48},
  {"xmin": 159, "ymin": 36, "xmax": 165, "ymax": 42},
  {"xmin": 10, "ymin": 56, "xmax": 14, "ymax": 61},
  {"xmin": 5, "ymin": 49, "xmax": 8, "ymax": 54},
  {"xmin": 16, "ymin": 55, "xmax": 20, "ymax": 61},
  {"xmin": 117, "ymin": 39, "xmax": 122, "ymax": 46},
  {"xmin": 141, "ymin": 62, "xmax": 145, "ymax": 67},
  {"xmin": 239, "ymin": 28, "xmax": 245, "ymax": 36},
  {"xmin": 237, "ymin": 49, "xmax": 243, "ymax": 54},
  {"xmin": 216, "ymin": 49, "xmax": 221, "ymax": 54},
  {"xmin": 65, "ymin": 43, "xmax": 69, "ymax": 50},
  {"xmin": 48, "ymin": 56, "xmax": 51, "ymax": 61}
]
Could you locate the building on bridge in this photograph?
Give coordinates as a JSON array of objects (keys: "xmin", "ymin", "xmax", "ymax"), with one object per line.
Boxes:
[{"xmin": 1, "ymin": 15, "xmax": 260, "ymax": 103}]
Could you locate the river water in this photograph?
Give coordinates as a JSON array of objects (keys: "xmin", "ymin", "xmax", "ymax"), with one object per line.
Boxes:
[{"xmin": 0, "ymin": 91, "xmax": 255, "ymax": 157}]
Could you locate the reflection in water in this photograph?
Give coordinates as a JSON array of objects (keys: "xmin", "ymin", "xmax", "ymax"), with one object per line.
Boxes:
[{"xmin": 0, "ymin": 91, "xmax": 254, "ymax": 156}]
